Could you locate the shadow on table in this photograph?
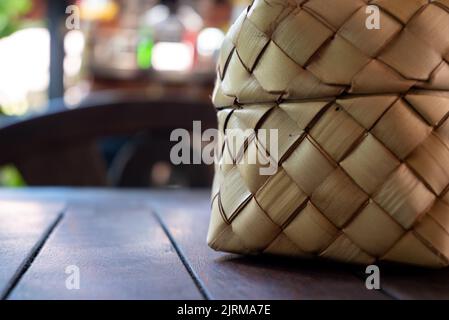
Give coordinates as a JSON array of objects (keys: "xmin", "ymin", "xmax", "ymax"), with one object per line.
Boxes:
[
  {"xmin": 217, "ymin": 253, "xmax": 449, "ymax": 276},
  {"xmin": 214, "ymin": 254, "xmax": 449, "ymax": 299}
]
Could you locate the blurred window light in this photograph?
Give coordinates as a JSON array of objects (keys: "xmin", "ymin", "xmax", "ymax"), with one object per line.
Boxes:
[
  {"xmin": 151, "ymin": 42, "xmax": 193, "ymax": 72},
  {"xmin": 64, "ymin": 55, "xmax": 83, "ymax": 77},
  {"xmin": 0, "ymin": 27, "xmax": 49, "ymax": 116},
  {"xmin": 197, "ymin": 28, "xmax": 225, "ymax": 56},
  {"xmin": 64, "ymin": 30, "xmax": 85, "ymax": 56},
  {"xmin": 0, "ymin": 27, "xmax": 87, "ymax": 116},
  {"xmin": 64, "ymin": 30, "xmax": 85, "ymax": 77},
  {"xmin": 64, "ymin": 81, "xmax": 90, "ymax": 108}
]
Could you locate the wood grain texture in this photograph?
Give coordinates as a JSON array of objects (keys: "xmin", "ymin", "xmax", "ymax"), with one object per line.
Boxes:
[
  {"xmin": 146, "ymin": 190, "xmax": 449, "ymax": 300},
  {"xmin": 148, "ymin": 191, "xmax": 388, "ymax": 300},
  {"xmin": 8, "ymin": 200, "xmax": 202, "ymax": 300},
  {"xmin": 1, "ymin": 189, "xmax": 448, "ymax": 299},
  {"xmin": 379, "ymin": 266, "xmax": 449, "ymax": 299},
  {"xmin": 0, "ymin": 201, "xmax": 64, "ymax": 298}
]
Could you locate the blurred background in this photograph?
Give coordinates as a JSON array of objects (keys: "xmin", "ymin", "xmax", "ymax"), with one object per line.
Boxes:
[{"xmin": 0, "ymin": 0, "xmax": 249, "ymax": 189}]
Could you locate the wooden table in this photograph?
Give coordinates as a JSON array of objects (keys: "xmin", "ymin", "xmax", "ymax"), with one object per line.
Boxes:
[{"xmin": 0, "ymin": 188, "xmax": 448, "ymax": 300}]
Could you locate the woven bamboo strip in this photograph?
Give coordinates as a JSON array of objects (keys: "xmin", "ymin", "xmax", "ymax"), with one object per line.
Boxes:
[{"xmin": 208, "ymin": 0, "xmax": 449, "ymax": 267}]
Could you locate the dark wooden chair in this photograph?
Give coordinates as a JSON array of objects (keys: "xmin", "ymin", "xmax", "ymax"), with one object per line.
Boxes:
[{"xmin": 0, "ymin": 91, "xmax": 217, "ymax": 187}]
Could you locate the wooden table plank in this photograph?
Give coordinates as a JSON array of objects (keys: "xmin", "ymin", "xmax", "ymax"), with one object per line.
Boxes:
[
  {"xmin": 0, "ymin": 201, "xmax": 64, "ymax": 298},
  {"xmin": 8, "ymin": 201, "xmax": 203, "ymax": 300},
  {"xmin": 2, "ymin": 189, "xmax": 449, "ymax": 300},
  {"xmin": 151, "ymin": 191, "xmax": 449, "ymax": 300},
  {"xmin": 378, "ymin": 267, "xmax": 449, "ymax": 299},
  {"xmin": 150, "ymin": 191, "xmax": 389, "ymax": 300}
]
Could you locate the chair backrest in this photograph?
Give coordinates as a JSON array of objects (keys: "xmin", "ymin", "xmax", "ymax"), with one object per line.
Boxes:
[{"xmin": 0, "ymin": 91, "xmax": 217, "ymax": 186}]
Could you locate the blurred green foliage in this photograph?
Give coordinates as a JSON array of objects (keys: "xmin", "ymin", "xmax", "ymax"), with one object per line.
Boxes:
[
  {"xmin": 0, "ymin": 165, "xmax": 26, "ymax": 187},
  {"xmin": 0, "ymin": 0, "xmax": 32, "ymax": 38}
]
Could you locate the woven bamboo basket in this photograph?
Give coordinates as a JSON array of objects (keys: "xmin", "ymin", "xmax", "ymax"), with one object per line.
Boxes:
[{"xmin": 207, "ymin": 0, "xmax": 449, "ymax": 267}]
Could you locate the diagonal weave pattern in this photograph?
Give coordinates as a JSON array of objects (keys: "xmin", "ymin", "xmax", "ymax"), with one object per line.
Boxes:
[{"xmin": 207, "ymin": 0, "xmax": 449, "ymax": 267}]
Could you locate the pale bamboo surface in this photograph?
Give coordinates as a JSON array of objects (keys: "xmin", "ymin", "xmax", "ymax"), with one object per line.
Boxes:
[{"xmin": 208, "ymin": 0, "xmax": 449, "ymax": 267}]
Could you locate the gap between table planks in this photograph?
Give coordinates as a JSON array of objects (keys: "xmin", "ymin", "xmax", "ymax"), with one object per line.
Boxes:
[
  {"xmin": 0, "ymin": 201, "xmax": 64, "ymax": 299},
  {"xmin": 1, "ymin": 198, "xmax": 202, "ymax": 299},
  {"xmin": 146, "ymin": 190, "xmax": 449, "ymax": 300}
]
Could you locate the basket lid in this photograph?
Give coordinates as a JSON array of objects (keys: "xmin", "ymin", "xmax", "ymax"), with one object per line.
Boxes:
[{"xmin": 213, "ymin": 0, "xmax": 449, "ymax": 108}]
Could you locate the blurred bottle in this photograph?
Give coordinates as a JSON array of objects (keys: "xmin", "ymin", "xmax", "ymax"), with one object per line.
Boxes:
[
  {"xmin": 136, "ymin": 30, "xmax": 154, "ymax": 70},
  {"xmin": 139, "ymin": 0, "xmax": 203, "ymax": 73}
]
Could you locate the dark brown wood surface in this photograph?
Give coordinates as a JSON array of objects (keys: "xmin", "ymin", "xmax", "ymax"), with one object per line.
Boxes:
[
  {"xmin": 6, "ymin": 200, "xmax": 202, "ymax": 300},
  {"xmin": 149, "ymin": 191, "xmax": 387, "ymax": 299},
  {"xmin": 0, "ymin": 188, "xmax": 448, "ymax": 300}
]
